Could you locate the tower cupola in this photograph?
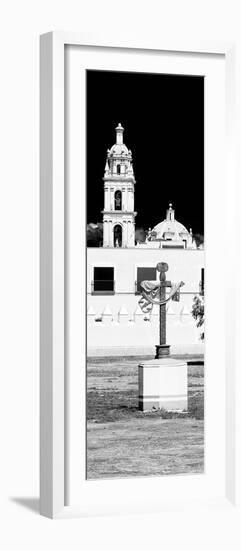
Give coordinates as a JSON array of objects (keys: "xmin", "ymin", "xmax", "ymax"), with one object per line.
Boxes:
[{"xmin": 115, "ymin": 122, "xmax": 124, "ymax": 145}]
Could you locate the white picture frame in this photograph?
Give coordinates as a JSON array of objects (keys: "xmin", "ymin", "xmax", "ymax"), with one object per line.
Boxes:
[{"xmin": 40, "ymin": 31, "xmax": 239, "ymax": 519}]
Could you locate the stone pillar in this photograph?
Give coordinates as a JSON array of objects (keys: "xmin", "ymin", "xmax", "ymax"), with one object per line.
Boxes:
[
  {"xmin": 138, "ymin": 358, "xmax": 188, "ymax": 411},
  {"xmin": 103, "ymin": 219, "xmax": 107, "ymax": 246},
  {"xmin": 122, "ymin": 220, "xmax": 126, "ymax": 247},
  {"xmin": 126, "ymin": 220, "xmax": 129, "ymax": 246},
  {"xmin": 110, "ymin": 188, "xmax": 114, "ymax": 210},
  {"xmin": 109, "ymin": 220, "xmax": 113, "ymax": 247},
  {"xmin": 128, "ymin": 188, "xmax": 134, "ymax": 211},
  {"xmin": 122, "ymin": 187, "xmax": 126, "ymax": 210}
]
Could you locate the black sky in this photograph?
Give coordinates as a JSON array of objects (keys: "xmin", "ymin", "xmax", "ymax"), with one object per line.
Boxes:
[{"xmin": 87, "ymin": 70, "xmax": 204, "ymax": 235}]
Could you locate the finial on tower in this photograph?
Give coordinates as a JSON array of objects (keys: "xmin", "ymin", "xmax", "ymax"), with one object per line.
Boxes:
[
  {"xmin": 104, "ymin": 159, "xmax": 109, "ymax": 175},
  {"xmin": 115, "ymin": 122, "xmax": 124, "ymax": 145}
]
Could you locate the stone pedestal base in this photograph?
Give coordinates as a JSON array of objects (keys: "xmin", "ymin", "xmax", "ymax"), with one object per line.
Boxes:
[
  {"xmin": 155, "ymin": 344, "xmax": 170, "ymax": 358},
  {"xmin": 138, "ymin": 358, "xmax": 188, "ymax": 412}
]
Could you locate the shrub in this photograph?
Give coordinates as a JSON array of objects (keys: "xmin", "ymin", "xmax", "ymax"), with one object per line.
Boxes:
[{"xmin": 192, "ymin": 295, "xmax": 204, "ymax": 340}]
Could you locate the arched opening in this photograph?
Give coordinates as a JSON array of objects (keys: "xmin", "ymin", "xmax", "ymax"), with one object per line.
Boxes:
[
  {"xmin": 116, "ymin": 164, "xmax": 121, "ymax": 175},
  {"xmin": 114, "ymin": 224, "xmax": 122, "ymax": 247},
  {"xmin": 114, "ymin": 190, "xmax": 122, "ymax": 211}
]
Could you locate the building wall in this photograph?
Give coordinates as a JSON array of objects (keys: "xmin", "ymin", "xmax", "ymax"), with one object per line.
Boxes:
[{"xmin": 87, "ymin": 247, "xmax": 204, "ymax": 355}]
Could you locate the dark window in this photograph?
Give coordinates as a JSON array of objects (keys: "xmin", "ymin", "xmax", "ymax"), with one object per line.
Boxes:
[
  {"xmin": 136, "ymin": 267, "xmax": 156, "ymax": 294},
  {"xmin": 117, "ymin": 164, "xmax": 121, "ymax": 175},
  {"xmin": 114, "ymin": 190, "xmax": 122, "ymax": 210},
  {"xmin": 93, "ymin": 267, "xmax": 114, "ymax": 293},
  {"xmin": 114, "ymin": 224, "xmax": 122, "ymax": 247}
]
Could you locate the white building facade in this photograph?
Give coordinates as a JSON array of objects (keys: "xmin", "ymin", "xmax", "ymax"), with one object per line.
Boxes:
[{"xmin": 87, "ymin": 247, "xmax": 204, "ymax": 356}]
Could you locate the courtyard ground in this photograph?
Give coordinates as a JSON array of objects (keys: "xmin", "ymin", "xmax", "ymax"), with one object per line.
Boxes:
[{"xmin": 87, "ymin": 355, "xmax": 204, "ymax": 479}]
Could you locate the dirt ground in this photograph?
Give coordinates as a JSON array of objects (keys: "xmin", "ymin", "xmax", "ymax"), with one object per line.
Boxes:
[{"xmin": 87, "ymin": 355, "xmax": 204, "ymax": 479}]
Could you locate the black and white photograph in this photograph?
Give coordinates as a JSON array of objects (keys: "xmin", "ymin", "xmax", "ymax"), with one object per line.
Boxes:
[
  {"xmin": 2, "ymin": 0, "xmax": 241, "ymax": 544},
  {"xmin": 86, "ymin": 69, "xmax": 204, "ymax": 480}
]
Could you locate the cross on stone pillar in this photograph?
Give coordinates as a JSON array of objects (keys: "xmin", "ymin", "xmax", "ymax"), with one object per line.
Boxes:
[
  {"xmin": 138, "ymin": 262, "xmax": 187, "ymax": 412},
  {"xmin": 155, "ymin": 262, "xmax": 172, "ymax": 358}
]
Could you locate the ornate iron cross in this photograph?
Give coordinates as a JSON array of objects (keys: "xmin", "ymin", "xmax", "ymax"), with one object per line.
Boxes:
[
  {"xmin": 138, "ymin": 262, "xmax": 184, "ymax": 358},
  {"xmin": 156, "ymin": 262, "xmax": 172, "ymax": 357}
]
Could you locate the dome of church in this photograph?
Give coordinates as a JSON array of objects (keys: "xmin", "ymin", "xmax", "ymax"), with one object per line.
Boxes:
[
  {"xmin": 109, "ymin": 142, "xmax": 129, "ymax": 156},
  {"xmin": 153, "ymin": 219, "xmax": 189, "ymax": 238},
  {"xmin": 152, "ymin": 204, "xmax": 190, "ymax": 240}
]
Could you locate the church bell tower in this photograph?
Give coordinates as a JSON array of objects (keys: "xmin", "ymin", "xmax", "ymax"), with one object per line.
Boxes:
[{"xmin": 102, "ymin": 123, "xmax": 137, "ymax": 247}]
